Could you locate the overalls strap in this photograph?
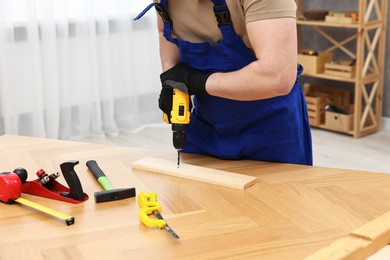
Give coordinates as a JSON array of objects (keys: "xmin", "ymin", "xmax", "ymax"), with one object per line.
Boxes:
[
  {"xmin": 210, "ymin": 0, "xmax": 238, "ymax": 39},
  {"xmin": 134, "ymin": 1, "xmax": 178, "ymax": 45}
]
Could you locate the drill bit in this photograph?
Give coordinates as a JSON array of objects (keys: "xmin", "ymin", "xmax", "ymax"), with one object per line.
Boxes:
[{"xmin": 177, "ymin": 150, "xmax": 181, "ymax": 168}]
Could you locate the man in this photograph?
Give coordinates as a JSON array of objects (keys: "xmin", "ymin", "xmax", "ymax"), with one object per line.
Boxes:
[{"xmin": 135, "ymin": 0, "xmax": 313, "ymax": 165}]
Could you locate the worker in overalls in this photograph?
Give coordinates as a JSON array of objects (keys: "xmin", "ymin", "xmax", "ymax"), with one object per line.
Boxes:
[{"xmin": 136, "ymin": 0, "xmax": 313, "ymax": 165}]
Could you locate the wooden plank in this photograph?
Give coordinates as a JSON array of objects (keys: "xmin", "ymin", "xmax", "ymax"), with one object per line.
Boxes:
[
  {"xmin": 305, "ymin": 210, "xmax": 390, "ymax": 259},
  {"xmin": 131, "ymin": 157, "xmax": 257, "ymax": 190}
]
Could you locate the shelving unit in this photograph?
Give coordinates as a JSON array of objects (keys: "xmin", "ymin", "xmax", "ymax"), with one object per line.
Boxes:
[{"xmin": 296, "ymin": 0, "xmax": 388, "ymax": 138}]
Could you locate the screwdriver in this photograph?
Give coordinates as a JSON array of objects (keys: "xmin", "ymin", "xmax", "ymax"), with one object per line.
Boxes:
[{"xmin": 138, "ymin": 192, "xmax": 179, "ymax": 239}]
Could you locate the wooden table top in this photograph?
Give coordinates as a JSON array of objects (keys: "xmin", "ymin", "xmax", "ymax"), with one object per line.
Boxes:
[{"xmin": 1, "ymin": 134, "xmax": 390, "ymax": 259}]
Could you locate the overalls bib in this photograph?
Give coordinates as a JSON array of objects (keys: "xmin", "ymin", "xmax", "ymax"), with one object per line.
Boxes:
[{"xmin": 136, "ymin": 0, "xmax": 313, "ymax": 165}]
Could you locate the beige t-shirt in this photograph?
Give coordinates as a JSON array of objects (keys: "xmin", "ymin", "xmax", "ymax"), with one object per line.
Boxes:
[{"xmin": 154, "ymin": 0, "xmax": 296, "ymax": 48}]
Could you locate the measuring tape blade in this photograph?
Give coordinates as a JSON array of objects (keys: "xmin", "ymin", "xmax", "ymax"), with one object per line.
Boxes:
[{"xmin": 15, "ymin": 197, "xmax": 75, "ymax": 226}]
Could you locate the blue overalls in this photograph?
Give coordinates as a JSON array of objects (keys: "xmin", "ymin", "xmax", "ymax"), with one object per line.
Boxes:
[{"xmin": 136, "ymin": 0, "xmax": 313, "ymax": 165}]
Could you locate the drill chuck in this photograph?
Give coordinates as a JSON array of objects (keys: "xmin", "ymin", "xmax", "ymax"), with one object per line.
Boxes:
[{"xmin": 172, "ymin": 124, "xmax": 187, "ymax": 150}]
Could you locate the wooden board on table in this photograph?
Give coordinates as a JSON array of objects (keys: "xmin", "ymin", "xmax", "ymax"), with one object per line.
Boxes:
[
  {"xmin": 306, "ymin": 210, "xmax": 390, "ymax": 259},
  {"xmin": 131, "ymin": 157, "xmax": 257, "ymax": 190}
]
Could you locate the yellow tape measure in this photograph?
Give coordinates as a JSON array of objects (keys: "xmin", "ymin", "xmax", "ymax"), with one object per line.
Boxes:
[{"xmin": 15, "ymin": 197, "xmax": 75, "ymax": 226}]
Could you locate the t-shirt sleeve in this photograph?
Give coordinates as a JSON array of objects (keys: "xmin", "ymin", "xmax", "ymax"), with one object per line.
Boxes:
[{"xmin": 242, "ymin": 0, "xmax": 297, "ymax": 23}]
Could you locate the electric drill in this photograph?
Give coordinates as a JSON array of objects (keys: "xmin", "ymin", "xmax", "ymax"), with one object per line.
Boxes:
[{"xmin": 163, "ymin": 88, "xmax": 191, "ymax": 167}]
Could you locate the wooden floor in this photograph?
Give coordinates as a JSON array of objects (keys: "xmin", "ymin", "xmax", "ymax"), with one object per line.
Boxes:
[{"xmin": 74, "ymin": 125, "xmax": 390, "ymax": 174}]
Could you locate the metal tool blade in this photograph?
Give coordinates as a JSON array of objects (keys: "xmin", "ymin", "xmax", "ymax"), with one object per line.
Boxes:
[
  {"xmin": 164, "ymin": 223, "xmax": 180, "ymax": 239},
  {"xmin": 154, "ymin": 210, "xmax": 180, "ymax": 239}
]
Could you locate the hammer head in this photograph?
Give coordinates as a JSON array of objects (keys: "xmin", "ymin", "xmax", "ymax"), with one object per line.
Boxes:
[{"xmin": 94, "ymin": 187, "xmax": 136, "ymax": 203}]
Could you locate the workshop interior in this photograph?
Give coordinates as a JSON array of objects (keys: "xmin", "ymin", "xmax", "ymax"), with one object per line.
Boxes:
[{"xmin": 1, "ymin": 0, "xmax": 390, "ymax": 259}]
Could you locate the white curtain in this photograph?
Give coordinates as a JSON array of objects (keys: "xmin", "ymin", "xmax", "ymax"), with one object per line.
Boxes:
[{"xmin": 0, "ymin": 0, "xmax": 162, "ymax": 140}]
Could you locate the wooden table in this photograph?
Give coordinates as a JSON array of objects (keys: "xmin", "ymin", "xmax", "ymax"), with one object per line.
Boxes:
[{"xmin": 1, "ymin": 134, "xmax": 390, "ymax": 259}]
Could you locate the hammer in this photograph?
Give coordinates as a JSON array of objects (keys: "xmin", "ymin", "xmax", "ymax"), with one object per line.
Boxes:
[{"xmin": 86, "ymin": 160, "xmax": 136, "ymax": 203}]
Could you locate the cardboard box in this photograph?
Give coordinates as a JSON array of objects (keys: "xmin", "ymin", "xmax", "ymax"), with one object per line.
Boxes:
[
  {"xmin": 298, "ymin": 52, "xmax": 333, "ymax": 75},
  {"xmin": 325, "ymin": 105, "xmax": 354, "ymax": 132}
]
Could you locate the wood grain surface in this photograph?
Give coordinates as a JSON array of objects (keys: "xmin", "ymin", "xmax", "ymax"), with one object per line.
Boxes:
[{"xmin": 1, "ymin": 134, "xmax": 390, "ymax": 259}]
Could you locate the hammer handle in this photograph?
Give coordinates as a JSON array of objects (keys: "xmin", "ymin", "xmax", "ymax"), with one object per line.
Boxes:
[{"xmin": 86, "ymin": 160, "xmax": 113, "ymax": 190}]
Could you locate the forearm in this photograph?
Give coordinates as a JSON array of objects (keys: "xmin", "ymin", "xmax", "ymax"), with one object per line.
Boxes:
[{"xmin": 206, "ymin": 58, "xmax": 297, "ymax": 101}]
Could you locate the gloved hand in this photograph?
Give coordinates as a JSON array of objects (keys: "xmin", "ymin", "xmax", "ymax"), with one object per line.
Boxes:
[
  {"xmin": 158, "ymin": 63, "xmax": 210, "ymax": 120},
  {"xmin": 158, "ymin": 87, "xmax": 174, "ymax": 120},
  {"xmin": 160, "ymin": 62, "xmax": 211, "ymax": 96}
]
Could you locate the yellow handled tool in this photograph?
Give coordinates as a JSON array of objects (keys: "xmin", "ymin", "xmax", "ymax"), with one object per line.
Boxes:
[{"xmin": 138, "ymin": 192, "xmax": 179, "ymax": 239}]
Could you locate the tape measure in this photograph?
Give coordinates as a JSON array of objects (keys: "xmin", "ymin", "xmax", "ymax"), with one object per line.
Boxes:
[{"xmin": 15, "ymin": 197, "xmax": 75, "ymax": 226}]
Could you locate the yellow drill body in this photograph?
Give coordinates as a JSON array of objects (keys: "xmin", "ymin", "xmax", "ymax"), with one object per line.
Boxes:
[
  {"xmin": 164, "ymin": 89, "xmax": 190, "ymax": 126},
  {"xmin": 163, "ymin": 88, "xmax": 190, "ymax": 167}
]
